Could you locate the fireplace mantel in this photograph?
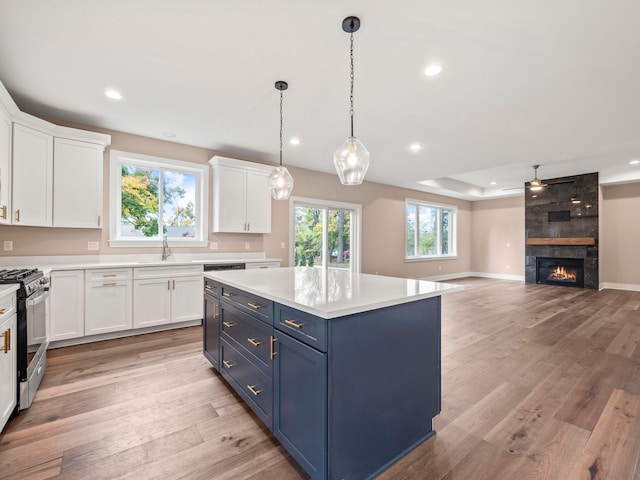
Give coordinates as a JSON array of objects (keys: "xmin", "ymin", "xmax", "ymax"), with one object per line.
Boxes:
[{"xmin": 525, "ymin": 237, "xmax": 596, "ymax": 246}]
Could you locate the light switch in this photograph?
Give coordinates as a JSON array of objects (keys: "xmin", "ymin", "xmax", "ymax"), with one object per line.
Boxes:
[
  {"xmin": 245, "ymin": 242, "xmax": 250, "ymax": 250},
  {"xmin": 3, "ymin": 240, "xmax": 13, "ymax": 251}
]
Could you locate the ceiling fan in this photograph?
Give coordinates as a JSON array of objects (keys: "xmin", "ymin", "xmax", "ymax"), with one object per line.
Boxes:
[{"xmin": 503, "ymin": 164, "xmax": 574, "ymax": 191}]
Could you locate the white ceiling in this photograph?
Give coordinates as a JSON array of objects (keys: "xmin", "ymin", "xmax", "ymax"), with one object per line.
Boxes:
[{"xmin": 1, "ymin": 0, "xmax": 640, "ymax": 200}]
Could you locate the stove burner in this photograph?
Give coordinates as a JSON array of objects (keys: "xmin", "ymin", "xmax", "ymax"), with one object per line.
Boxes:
[{"xmin": 0, "ymin": 268, "xmax": 41, "ymax": 283}]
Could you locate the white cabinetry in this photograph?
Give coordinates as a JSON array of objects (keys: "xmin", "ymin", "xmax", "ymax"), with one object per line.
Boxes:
[
  {"xmin": 49, "ymin": 270, "xmax": 85, "ymax": 341},
  {"xmin": 53, "ymin": 138, "xmax": 103, "ymax": 228},
  {"xmin": 12, "ymin": 123, "xmax": 53, "ymax": 226},
  {"xmin": 246, "ymin": 261, "xmax": 281, "ymax": 269},
  {"xmin": 85, "ymin": 268, "xmax": 133, "ymax": 335},
  {"xmin": 210, "ymin": 156, "xmax": 272, "ymax": 233},
  {"xmin": 0, "ymin": 291, "xmax": 17, "ymax": 432},
  {"xmin": 133, "ymin": 265, "xmax": 203, "ymax": 328},
  {"xmin": 0, "ymin": 106, "xmax": 11, "ymax": 225}
]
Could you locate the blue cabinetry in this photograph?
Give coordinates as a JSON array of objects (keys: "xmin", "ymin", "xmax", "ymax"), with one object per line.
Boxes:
[{"xmin": 202, "ymin": 278, "xmax": 220, "ymax": 369}]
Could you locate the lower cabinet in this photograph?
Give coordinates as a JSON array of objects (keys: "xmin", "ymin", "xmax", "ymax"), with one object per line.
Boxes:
[
  {"xmin": 203, "ymin": 278, "xmax": 220, "ymax": 368},
  {"xmin": 85, "ymin": 268, "xmax": 133, "ymax": 335},
  {"xmin": 49, "ymin": 270, "xmax": 85, "ymax": 341},
  {"xmin": 0, "ymin": 293, "xmax": 17, "ymax": 432},
  {"xmin": 273, "ymin": 330, "xmax": 327, "ymax": 480}
]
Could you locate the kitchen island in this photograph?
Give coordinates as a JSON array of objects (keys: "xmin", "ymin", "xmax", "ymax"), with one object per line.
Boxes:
[{"xmin": 203, "ymin": 267, "xmax": 463, "ymax": 480}]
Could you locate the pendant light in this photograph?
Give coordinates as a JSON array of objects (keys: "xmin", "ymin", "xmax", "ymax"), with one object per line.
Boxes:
[
  {"xmin": 268, "ymin": 80, "xmax": 294, "ymax": 200},
  {"xmin": 333, "ymin": 16, "xmax": 370, "ymax": 186}
]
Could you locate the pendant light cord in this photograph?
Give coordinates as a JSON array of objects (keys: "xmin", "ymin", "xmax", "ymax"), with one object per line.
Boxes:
[
  {"xmin": 279, "ymin": 89, "xmax": 284, "ymax": 167},
  {"xmin": 349, "ymin": 30, "xmax": 355, "ymax": 138}
]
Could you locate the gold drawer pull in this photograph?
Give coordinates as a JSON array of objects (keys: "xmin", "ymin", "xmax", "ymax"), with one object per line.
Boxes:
[
  {"xmin": 284, "ymin": 319, "xmax": 303, "ymax": 329},
  {"xmin": 0, "ymin": 308, "xmax": 7, "ymax": 315},
  {"xmin": 223, "ymin": 292, "xmax": 234, "ymax": 298},
  {"xmin": 101, "ymin": 282, "xmax": 117, "ymax": 287},
  {"xmin": 247, "ymin": 385, "xmax": 261, "ymax": 396},
  {"xmin": 102, "ymin": 274, "xmax": 117, "ymax": 277},
  {"xmin": 222, "ymin": 321, "xmax": 235, "ymax": 328},
  {"xmin": 223, "ymin": 360, "xmax": 234, "ymax": 369},
  {"xmin": 270, "ymin": 336, "xmax": 277, "ymax": 360},
  {"xmin": 247, "ymin": 302, "xmax": 261, "ymax": 310},
  {"xmin": 247, "ymin": 338, "xmax": 261, "ymax": 347},
  {"xmin": 1, "ymin": 328, "xmax": 9, "ymax": 354}
]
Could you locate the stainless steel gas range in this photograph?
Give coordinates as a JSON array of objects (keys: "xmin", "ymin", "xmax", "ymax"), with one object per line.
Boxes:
[{"xmin": 0, "ymin": 268, "xmax": 49, "ymax": 410}]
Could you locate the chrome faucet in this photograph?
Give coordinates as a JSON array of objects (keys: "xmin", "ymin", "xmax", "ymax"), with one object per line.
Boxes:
[{"xmin": 162, "ymin": 234, "xmax": 172, "ymax": 261}]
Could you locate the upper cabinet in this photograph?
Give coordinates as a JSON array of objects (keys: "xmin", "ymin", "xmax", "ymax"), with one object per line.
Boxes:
[
  {"xmin": 209, "ymin": 156, "xmax": 272, "ymax": 233},
  {"xmin": 12, "ymin": 123, "xmax": 54, "ymax": 227},
  {"xmin": 53, "ymin": 138, "xmax": 103, "ymax": 228},
  {"xmin": 0, "ymin": 105, "xmax": 11, "ymax": 225},
  {"xmin": 0, "ymin": 79, "xmax": 110, "ymax": 228}
]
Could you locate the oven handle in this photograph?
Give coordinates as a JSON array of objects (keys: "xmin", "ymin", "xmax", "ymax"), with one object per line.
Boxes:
[{"xmin": 26, "ymin": 290, "xmax": 50, "ymax": 307}]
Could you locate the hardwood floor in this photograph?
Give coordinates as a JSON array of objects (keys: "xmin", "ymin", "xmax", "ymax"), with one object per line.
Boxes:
[{"xmin": 1, "ymin": 277, "xmax": 639, "ymax": 479}]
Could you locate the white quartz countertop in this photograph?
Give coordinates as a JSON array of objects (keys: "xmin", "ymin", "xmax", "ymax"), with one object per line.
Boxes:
[{"xmin": 204, "ymin": 267, "xmax": 464, "ymax": 319}]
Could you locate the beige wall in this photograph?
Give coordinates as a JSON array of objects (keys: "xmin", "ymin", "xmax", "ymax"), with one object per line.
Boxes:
[
  {"xmin": 600, "ymin": 183, "xmax": 640, "ymax": 286},
  {"xmin": 470, "ymin": 196, "xmax": 525, "ymax": 277}
]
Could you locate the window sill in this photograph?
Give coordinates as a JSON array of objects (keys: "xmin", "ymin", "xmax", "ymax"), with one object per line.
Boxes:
[
  {"xmin": 109, "ymin": 239, "xmax": 209, "ymax": 248},
  {"xmin": 405, "ymin": 255, "xmax": 458, "ymax": 262}
]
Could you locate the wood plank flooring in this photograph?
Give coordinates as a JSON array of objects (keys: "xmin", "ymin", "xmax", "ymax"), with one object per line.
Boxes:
[{"xmin": 1, "ymin": 277, "xmax": 639, "ymax": 479}]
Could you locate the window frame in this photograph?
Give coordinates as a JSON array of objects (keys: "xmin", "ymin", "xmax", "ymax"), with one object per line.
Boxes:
[
  {"xmin": 109, "ymin": 150, "xmax": 209, "ymax": 247},
  {"xmin": 405, "ymin": 198, "xmax": 457, "ymax": 261},
  {"xmin": 289, "ymin": 196, "xmax": 362, "ymax": 273}
]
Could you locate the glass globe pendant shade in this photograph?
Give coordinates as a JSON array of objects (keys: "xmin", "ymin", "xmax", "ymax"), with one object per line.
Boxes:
[
  {"xmin": 333, "ymin": 136, "xmax": 370, "ymax": 185},
  {"xmin": 268, "ymin": 165, "xmax": 294, "ymax": 200}
]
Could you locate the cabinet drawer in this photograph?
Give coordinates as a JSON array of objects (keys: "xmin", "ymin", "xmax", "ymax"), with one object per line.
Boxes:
[
  {"xmin": 0, "ymin": 292, "xmax": 16, "ymax": 318},
  {"xmin": 134, "ymin": 265, "xmax": 202, "ymax": 279},
  {"xmin": 220, "ymin": 339, "xmax": 272, "ymax": 427},
  {"xmin": 204, "ymin": 278, "xmax": 219, "ymax": 298},
  {"xmin": 220, "ymin": 284, "xmax": 273, "ymax": 324},
  {"xmin": 221, "ymin": 302, "xmax": 273, "ymax": 375},
  {"xmin": 86, "ymin": 268, "xmax": 132, "ymax": 282},
  {"xmin": 275, "ymin": 304, "xmax": 327, "ymax": 352}
]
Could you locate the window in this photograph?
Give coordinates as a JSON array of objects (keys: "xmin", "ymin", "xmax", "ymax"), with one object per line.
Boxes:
[
  {"xmin": 290, "ymin": 197, "xmax": 361, "ymax": 272},
  {"xmin": 109, "ymin": 150, "xmax": 208, "ymax": 247},
  {"xmin": 405, "ymin": 199, "xmax": 456, "ymax": 260}
]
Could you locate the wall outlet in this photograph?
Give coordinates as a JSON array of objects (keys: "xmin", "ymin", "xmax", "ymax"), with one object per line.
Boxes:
[
  {"xmin": 3, "ymin": 240, "xmax": 13, "ymax": 251},
  {"xmin": 244, "ymin": 242, "xmax": 250, "ymax": 250},
  {"xmin": 210, "ymin": 242, "xmax": 218, "ymax": 250},
  {"xmin": 280, "ymin": 242, "xmax": 285, "ymax": 249},
  {"xmin": 88, "ymin": 241, "xmax": 100, "ymax": 251}
]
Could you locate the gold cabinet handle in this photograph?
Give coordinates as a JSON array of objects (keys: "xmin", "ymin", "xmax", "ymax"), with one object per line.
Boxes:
[
  {"xmin": 223, "ymin": 360, "xmax": 234, "ymax": 369},
  {"xmin": 0, "ymin": 308, "xmax": 6, "ymax": 314},
  {"xmin": 167, "ymin": 280, "xmax": 171, "ymax": 290},
  {"xmin": 15, "ymin": 209, "xmax": 20, "ymax": 223},
  {"xmin": 222, "ymin": 321, "xmax": 235, "ymax": 328},
  {"xmin": 247, "ymin": 302, "xmax": 261, "ymax": 310},
  {"xmin": 247, "ymin": 385, "xmax": 261, "ymax": 396},
  {"xmin": 102, "ymin": 274, "xmax": 117, "ymax": 277},
  {"xmin": 173, "ymin": 280, "xmax": 176, "ymax": 290},
  {"xmin": 284, "ymin": 319, "xmax": 304, "ymax": 329},
  {"xmin": 101, "ymin": 282, "xmax": 117, "ymax": 287},
  {"xmin": 0, "ymin": 205, "xmax": 6, "ymax": 220},
  {"xmin": 247, "ymin": 338, "xmax": 261, "ymax": 347},
  {"xmin": 1, "ymin": 328, "xmax": 9, "ymax": 354},
  {"xmin": 270, "ymin": 336, "xmax": 277, "ymax": 360},
  {"xmin": 213, "ymin": 303, "xmax": 219, "ymax": 319},
  {"xmin": 223, "ymin": 292, "xmax": 234, "ymax": 298}
]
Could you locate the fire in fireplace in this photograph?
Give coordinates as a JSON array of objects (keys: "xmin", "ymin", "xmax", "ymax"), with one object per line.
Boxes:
[{"xmin": 536, "ymin": 257, "xmax": 585, "ymax": 288}]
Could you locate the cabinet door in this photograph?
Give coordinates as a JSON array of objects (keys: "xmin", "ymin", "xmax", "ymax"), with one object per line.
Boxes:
[
  {"xmin": 203, "ymin": 293, "xmax": 220, "ymax": 369},
  {"xmin": 53, "ymin": 138, "xmax": 103, "ymax": 228},
  {"xmin": 49, "ymin": 270, "xmax": 85, "ymax": 341},
  {"xmin": 0, "ymin": 312, "xmax": 17, "ymax": 432},
  {"xmin": 245, "ymin": 170, "xmax": 271, "ymax": 233},
  {"xmin": 133, "ymin": 278, "xmax": 171, "ymax": 328},
  {"xmin": 171, "ymin": 275, "xmax": 203, "ymax": 323},
  {"xmin": 0, "ymin": 108, "xmax": 11, "ymax": 225},
  {"xmin": 12, "ymin": 123, "xmax": 53, "ymax": 226},
  {"xmin": 213, "ymin": 165, "xmax": 246, "ymax": 232},
  {"xmin": 85, "ymin": 281, "xmax": 132, "ymax": 335},
  {"xmin": 273, "ymin": 331, "xmax": 327, "ymax": 480}
]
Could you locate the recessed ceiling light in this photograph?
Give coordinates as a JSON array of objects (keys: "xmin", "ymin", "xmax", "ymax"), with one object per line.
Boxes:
[
  {"xmin": 630, "ymin": 159, "xmax": 640, "ymax": 165},
  {"xmin": 490, "ymin": 181, "xmax": 497, "ymax": 186},
  {"xmin": 104, "ymin": 88, "xmax": 122, "ymax": 100},
  {"xmin": 409, "ymin": 142, "xmax": 423, "ymax": 153},
  {"xmin": 424, "ymin": 64, "xmax": 443, "ymax": 77},
  {"xmin": 162, "ymin": 132, "xmax": 177, "ymax": 138},
  {"xmin": 289, "ymin": 137, "xmax": 301, "ymax": 146}
]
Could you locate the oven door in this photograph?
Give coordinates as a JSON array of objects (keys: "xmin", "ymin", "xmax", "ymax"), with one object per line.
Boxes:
[{"xmin": 22, "ymin": 288, "xmax": 49, "ymax": 409}]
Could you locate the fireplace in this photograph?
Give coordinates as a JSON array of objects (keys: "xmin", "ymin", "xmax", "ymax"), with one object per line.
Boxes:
[{"xmin": 536, "ymin": 257, "xmax": 585, "ymax": 288}]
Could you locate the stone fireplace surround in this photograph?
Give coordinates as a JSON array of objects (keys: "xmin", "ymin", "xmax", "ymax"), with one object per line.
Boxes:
[{"xmin": 524, "ymin": 172, "xmax": 599, "ymax": 289}]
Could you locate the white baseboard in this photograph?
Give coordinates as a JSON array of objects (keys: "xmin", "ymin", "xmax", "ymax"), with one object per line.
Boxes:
[
  {"xmin": 419, "ymin": 271, "xmax": 525, "ymax": 282},
  {"xmin": 600, "ymin": 282, "xmax": 640, "ymax": 292}
]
